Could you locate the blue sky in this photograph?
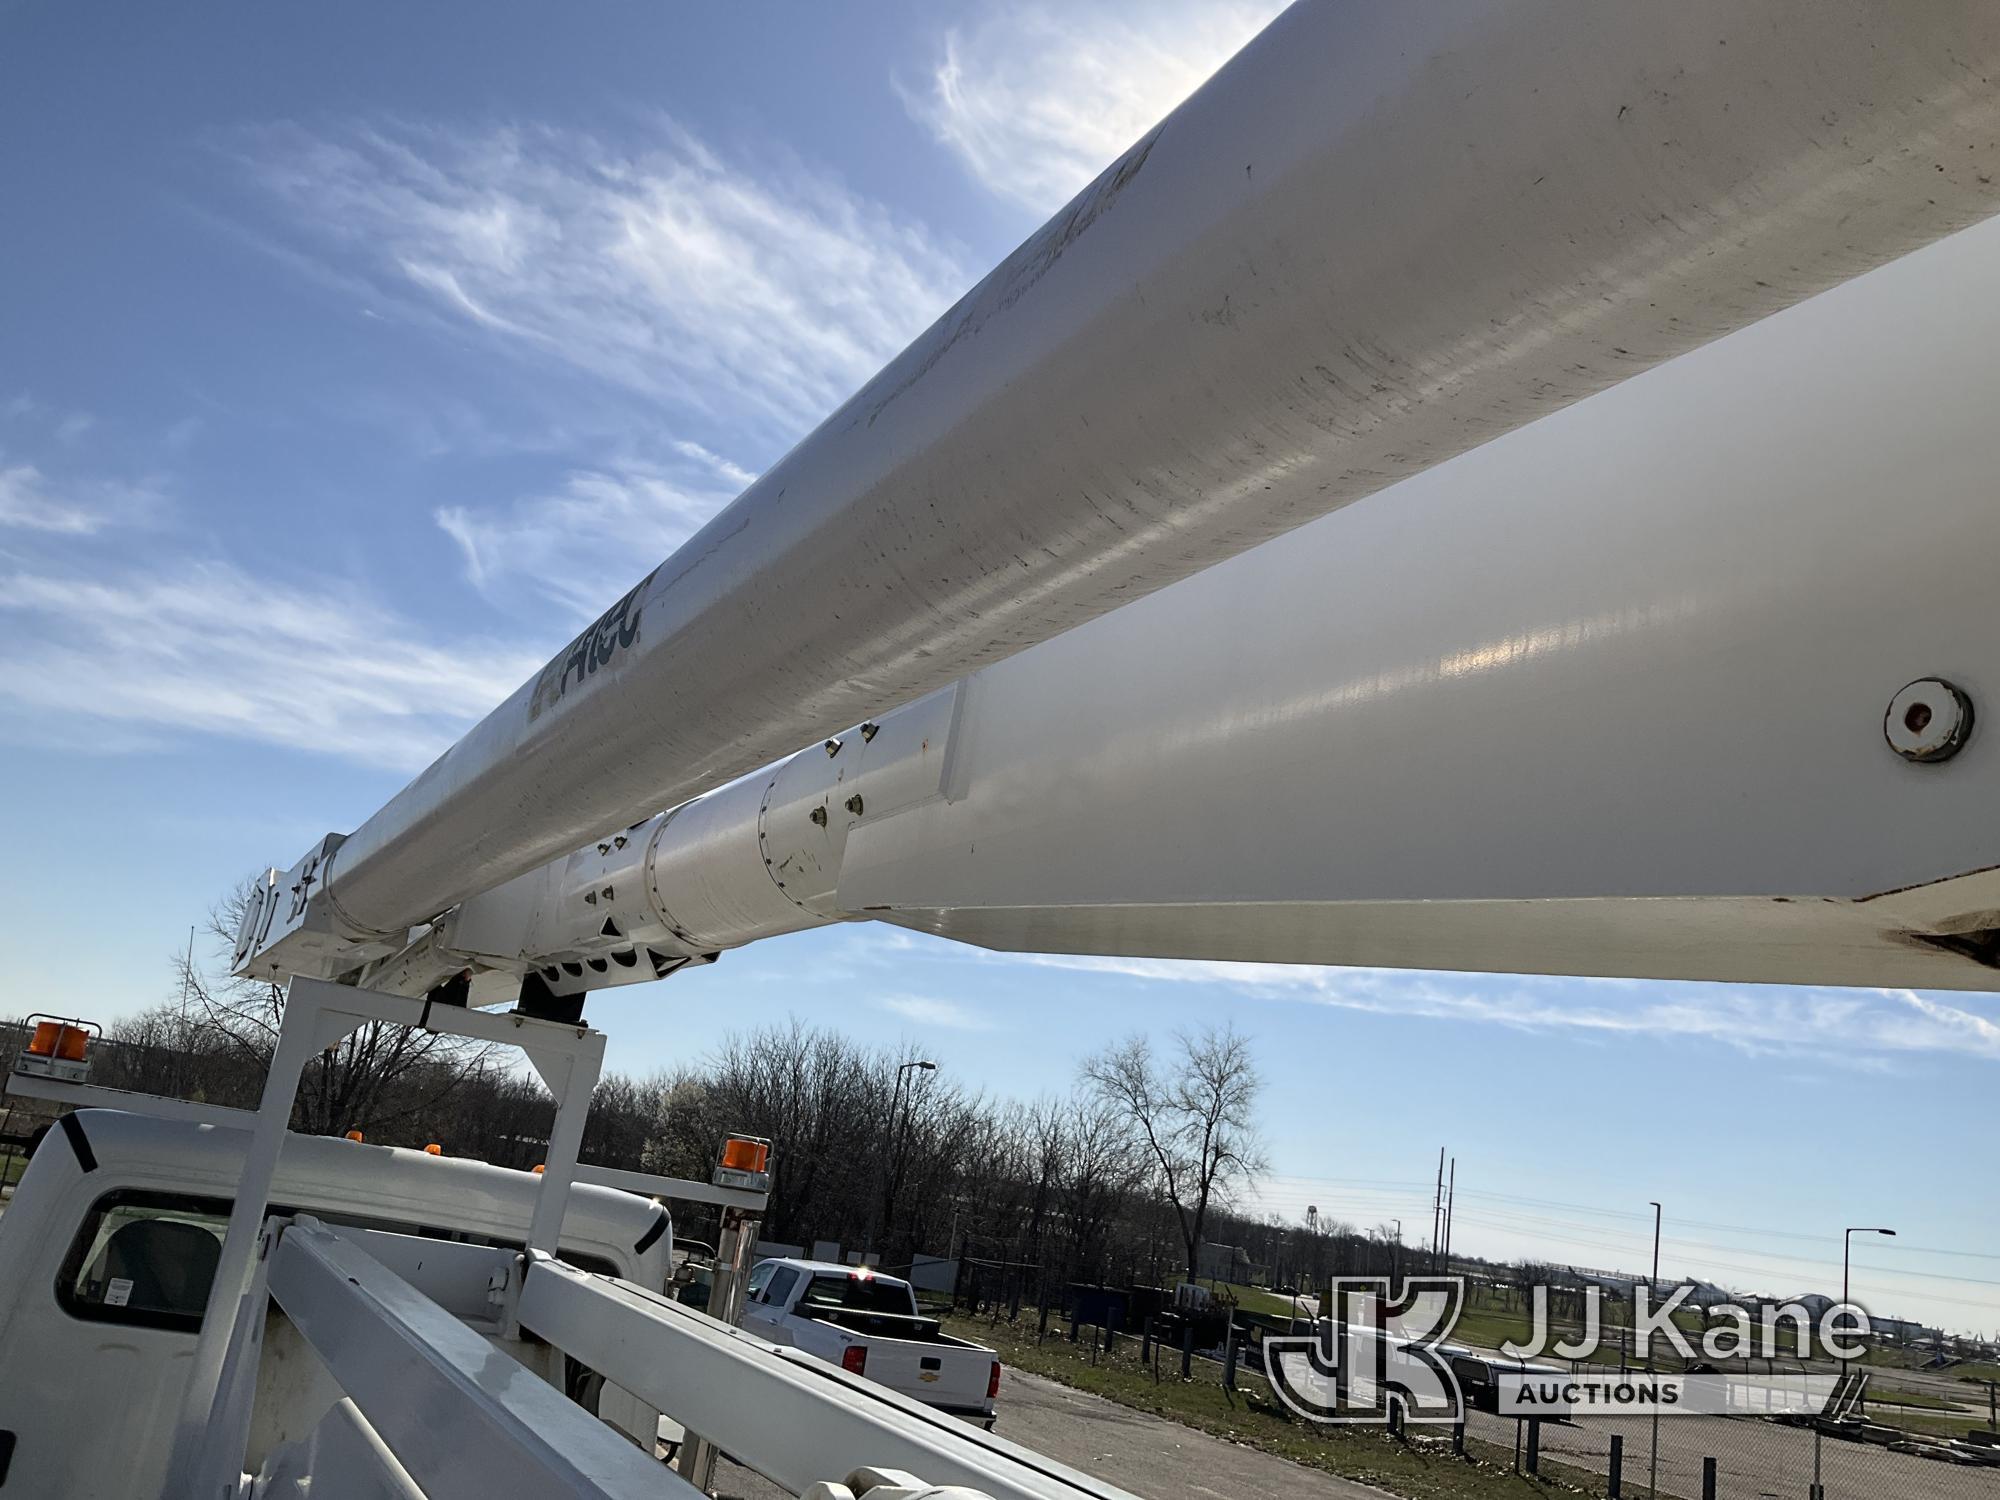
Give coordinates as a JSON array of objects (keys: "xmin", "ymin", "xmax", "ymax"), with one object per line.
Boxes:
[{"xmin": 3, "ymin": 1, "xmax": 1996, "ymax": 1334}]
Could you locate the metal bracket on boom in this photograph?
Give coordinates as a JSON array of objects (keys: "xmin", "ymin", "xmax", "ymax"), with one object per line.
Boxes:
[{"xmin": 233, "ymin": 835, "xmax": 403, "ymax": 982}]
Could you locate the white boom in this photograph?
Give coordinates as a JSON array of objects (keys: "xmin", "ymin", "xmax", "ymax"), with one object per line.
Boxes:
[
  {"xmin": 351, "ymin": 225, "xmax": 2000, "ymax": 1000},
  {"xmin": 241, "ymin": 0, "xmax": 2000, "ymax": 990}
]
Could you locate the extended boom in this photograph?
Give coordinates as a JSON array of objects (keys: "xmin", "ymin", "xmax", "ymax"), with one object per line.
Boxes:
[{"xmin": 242, "ymin": 0, "xmax": 2000, "ymax": 990}]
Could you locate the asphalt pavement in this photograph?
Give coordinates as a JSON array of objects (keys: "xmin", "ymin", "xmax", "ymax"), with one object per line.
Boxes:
[{"xmin": 711, "ymin": 1368, "xmax": 1390, "ymax": 1500}]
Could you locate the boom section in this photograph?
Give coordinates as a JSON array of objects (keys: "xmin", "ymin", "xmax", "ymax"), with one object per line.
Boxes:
[{"xmin": 244, "ymin": 0, "xmax": 2000, "ymax": 981}]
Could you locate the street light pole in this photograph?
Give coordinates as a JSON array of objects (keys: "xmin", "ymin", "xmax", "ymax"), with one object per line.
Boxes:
[
  {"xmin": 1844, "ymin": 1225, "xmax": 1895, "ymax": 1315},
  {"xmin": 1844, "ymin": 1225, "xmax": 1897, "ymax": 1387},
  {"xmin": 1814, "ymin": 1225, "xmax": 1894, "ymax": 1500},
  {"xmin": 1649, "ymin": 1201, "xmax": 1662, "ymax": 1500}
]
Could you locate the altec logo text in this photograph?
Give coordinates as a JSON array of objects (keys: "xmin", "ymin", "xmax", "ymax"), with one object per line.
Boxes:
[{"xmin": 1263, "ymin": 1279, "xmax": 1864, "ymax": 1426}]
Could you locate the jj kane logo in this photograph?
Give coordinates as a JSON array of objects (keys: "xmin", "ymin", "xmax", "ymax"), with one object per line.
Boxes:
[
  {"xmin": 1265, "ymin": 1278, "xmax": 1467, "ymax": 1425},
  {"xmin": 1263, "ymin": 1279, "xmax": 1859, "ymax": 1426}
]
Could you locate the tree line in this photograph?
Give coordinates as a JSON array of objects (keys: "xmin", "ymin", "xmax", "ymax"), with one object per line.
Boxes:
[{"xmin": 3, "ymin": 889, "xmax": 1427, "ymax": 1301}]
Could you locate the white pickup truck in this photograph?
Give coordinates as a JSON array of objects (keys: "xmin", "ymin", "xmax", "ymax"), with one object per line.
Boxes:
[{"xmin": 740, "ymin": 1259, "xmax": 1000, "ymax": 1427}]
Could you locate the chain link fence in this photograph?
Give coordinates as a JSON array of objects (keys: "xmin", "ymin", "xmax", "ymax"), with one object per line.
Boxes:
[
  {"xmin": 1464, "ymin": 1400, "xmax": 2000, "ymax": 1499},
  {"xmin": 1038, "ymin": 1297, "xmax": 2000, "ymax": 1500}
]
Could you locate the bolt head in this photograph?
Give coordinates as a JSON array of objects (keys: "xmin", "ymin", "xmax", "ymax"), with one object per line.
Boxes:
[{"xmin": 1885, "ymin": 678, "xmax": 1973, "ymax": 763}]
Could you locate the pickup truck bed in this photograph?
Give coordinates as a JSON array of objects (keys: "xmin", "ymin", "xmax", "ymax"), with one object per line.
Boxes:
[
  {"xmin": 741, "ymin": 1258, "xmax": 1000, "ymax": 1425},
  {"xmin": 811, "ymin": 1305, "xmax": 954, "ymax": 1340}
]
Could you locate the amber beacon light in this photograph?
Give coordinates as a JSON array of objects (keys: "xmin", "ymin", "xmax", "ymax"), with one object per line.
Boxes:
[
  {"xmin": 714, "ymin": 1134, "xmax": 772, "ymax": 1192},
  {"xmin": 15, "ymin": 1015, "xmax": 98, "ymax": 1084}
]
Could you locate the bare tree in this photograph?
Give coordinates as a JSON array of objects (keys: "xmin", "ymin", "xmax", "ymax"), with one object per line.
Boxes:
[
  {"xmin": 1081, "ymin": 1023, "xmax": 1266, "ymax": 1284},
  {"xmin": 169, "ymin": 878, "xmax": 490, "ymax": 1136},
  {"xmin": 1055, "ymin": 1090, "xmax": 1147, "ymax": 1283},
  {"xmin": 1509, "ymin": 1258, "xmax": 1557, "ymax": 1313}
]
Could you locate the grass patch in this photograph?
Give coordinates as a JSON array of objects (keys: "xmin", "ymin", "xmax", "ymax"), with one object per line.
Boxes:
[
  {"xmin": 1205, "ymin": 1281, "xmax": 1305, "ymax": 1320},
  {"xmin": 952, "ymin": 1312, "xmax": 1603, "ymax": 1500}
]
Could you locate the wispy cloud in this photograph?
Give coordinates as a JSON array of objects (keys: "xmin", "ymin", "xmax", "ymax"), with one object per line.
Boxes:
[
  {"xmin": 1879, "ymin": 987, "xmax": 2000, "ymax": 1055},
  {"xmin": 0, "ymin": 459, "xmax": 163, "ymax": 536},
  {"xmin": 669, "ymin": 440, "xmax": 757, "ymax": 489},
  {"xmin": 970, "ymin": 950, "xmax": 2000, "ymax": 1067},
  {"xmin": 4, "ymin": 391, "xmax": 98, "ymax": 448},
  {"xmin": 904, "ymin": 0, "xmax": 1283, "ymax": 215},
  {"xmin": 436, "ymin": 456, "xmax": 745, "ymax": 619},
  {"xmin": 0, "ymin": 463, "xmax": 103, "ymax": 535},
  {"xmin": 874, "ymin": 994, "xmax": 997, "ymax": 1032},
  {"xmin": 232, "ymin": 118, "xmax": 975, "ymax": 442},
  {"xmin": 0, "ymin": 561, "xmax": 540, "ymax": 770}
]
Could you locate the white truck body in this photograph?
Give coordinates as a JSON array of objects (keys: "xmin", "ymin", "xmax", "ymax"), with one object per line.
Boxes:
[
  {"xmin": 0, "ymin": 1108, "xmax": 673, "ymax": 1499},
  {"xmin": 0, "ymin": 988, "xmax": 1126, "ymax": 1500},
  {"xmin": 741, "ymin": 1260, "xmax": 999, "ymax": 1426}
]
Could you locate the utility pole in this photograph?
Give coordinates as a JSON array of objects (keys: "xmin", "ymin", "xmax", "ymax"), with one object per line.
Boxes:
[
  {"xmin": 1442, "ymin": 1159, "xmax": 1456, "ymax": 1276},
  {"xmin": 1431, "ymin": 1148, "xmax": 1446, "ymax": 1273},
  {"xmin": 175, "ymin": 924, "xmax": 195, "ymax": 1097}
]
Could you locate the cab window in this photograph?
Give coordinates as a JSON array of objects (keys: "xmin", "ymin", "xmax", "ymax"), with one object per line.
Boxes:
[
  {"xmin": 54, "ymin": 1188, "xmax": 625, "ymax": 1336},
  {"xmin": 57, "ymin": 1189, "xmax": 230, "ymax": 1334},
  {"xmin": 763, "ymin": 1265, "xmax": 800, "ymax": 1306},
  {"xmin": 801, "ymin": 1273, "xmax": 911, "ymax": 1316}
]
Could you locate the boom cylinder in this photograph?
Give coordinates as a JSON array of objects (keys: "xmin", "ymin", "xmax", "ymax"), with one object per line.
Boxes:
[
  {"xmin": 255, "ymin": 0, "xmax": 2000, "ymax": 977},
  {"xmin": 404, "ymin": 689, "xmax": 961, "ymax": 998}
]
